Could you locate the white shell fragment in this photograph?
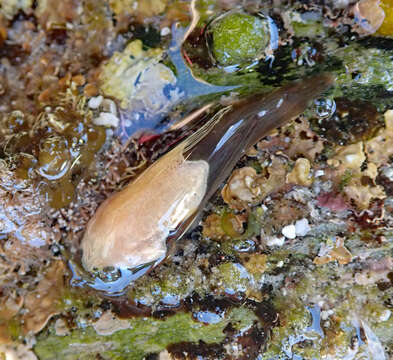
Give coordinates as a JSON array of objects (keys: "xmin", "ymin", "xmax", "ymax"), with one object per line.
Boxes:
[
  {"xmin": 160, "ymin": 27, "xmax": 171, "ymax": 36},
  {"xmin": 93, "ymin": 112, "xmax": 120, "ymax": 128},
  {"xmin": 281, "ymin": 224, "xmax": 296, "ymax": 239},
  {"xmin": 295, "ymin": 218, "xmax": 311, "ymax": 237},
  {"xmin": 88, "ymin": 95, "xmax": 103, "ymax": 109},
  {"xmin": 266, "ymin": 236, "xmax": 285, "ymax": 247}
]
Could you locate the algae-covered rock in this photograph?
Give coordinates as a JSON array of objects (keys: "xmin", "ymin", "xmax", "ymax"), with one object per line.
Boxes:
[
  {"xmin": 210, "ymin": 11, "xmax": 270, "ymax": 66},
  {"xmin": 99, "ymin": 40, "xmax": 177, "ymax": 109},
  {"xmin": 260, "ymin": 235, "xmax": 393, "ymax": 358},
  {"xmin": 210, "ymin": 262, "xmax": 254, "ymax": 296},
  {"xmin": 334, "ymin": 43, "xmax": 393, "ymax": 91},
  {"xmin": 34, "ymin": 307, "xmax": 258, "ymax": 360},
  {"xmin": 284, "ymin": 10, "xmax": 327, "ymax": 38}
]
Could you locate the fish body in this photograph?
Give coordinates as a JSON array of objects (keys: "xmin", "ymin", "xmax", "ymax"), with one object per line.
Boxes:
[{"xmin": 81, "ymin": 74, "xmax": 333, "ymax": 273}]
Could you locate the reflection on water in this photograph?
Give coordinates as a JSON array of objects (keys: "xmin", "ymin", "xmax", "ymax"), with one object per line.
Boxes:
[{"xmin": 117, "ymin": 24, "xmax": 238, "ymax": 141}]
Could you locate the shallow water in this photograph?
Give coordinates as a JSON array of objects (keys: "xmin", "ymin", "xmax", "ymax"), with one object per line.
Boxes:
[{"xmin": 1, "ymin": 0, "xmax": 393, "ymax": 359}]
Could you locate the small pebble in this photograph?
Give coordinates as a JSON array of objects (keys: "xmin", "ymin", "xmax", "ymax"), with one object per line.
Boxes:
[
  {"xmin": 93, "ymin": 112, "xmax": 119, "ymax": 127},
  {"xmin": 383, "ymin": 166, "xmax": 393, "ymax": 181},
  {"xmin": 380, "ymin": 310, "xmax": 391, "ymax": 322},
  {"xmin": 160, "ymin": 27, "xmax": 171, "ymax": 36},
  {"xmin": 314, "ymin": 170, "xmax": 325, "ymax": 177},
  {"xmin": 295, "ymin": 218, "xmax": 311, "ymax": 237},
  {"xmin": 266, "ymin": 236, "xmax": 285, "ymax": 247},
  {"xmin": 321, "ymin": 309, "xmax": 334, "ymax": 320},
  {"xmin": 88, "ymin": 95, "xmax": 103, "ymax": 109},
  {"xmin": 282, "ymin": 224, "xmax": 296, "ymax": 239}
]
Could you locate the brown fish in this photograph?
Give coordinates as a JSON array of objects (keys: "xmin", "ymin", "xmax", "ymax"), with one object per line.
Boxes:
[{"xmin": 81, "ymin": 74, "xmax": 334, "ymax": 275}]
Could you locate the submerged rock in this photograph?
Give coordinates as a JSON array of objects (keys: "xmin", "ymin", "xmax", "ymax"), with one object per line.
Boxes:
[{"xmin": 209, "ymin": 11, "xmax": 271, "ymax": 66}]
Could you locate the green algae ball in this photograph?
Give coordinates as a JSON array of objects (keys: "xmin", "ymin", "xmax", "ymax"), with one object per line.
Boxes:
[{"xmin": 210, "ymin": 12, "xmax": 269, "ymax": 66}]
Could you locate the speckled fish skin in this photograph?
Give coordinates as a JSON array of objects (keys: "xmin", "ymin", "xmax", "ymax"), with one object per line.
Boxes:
[{"xmin": 81, "ymin": 73, "xmax": 334, "ymax": 273}]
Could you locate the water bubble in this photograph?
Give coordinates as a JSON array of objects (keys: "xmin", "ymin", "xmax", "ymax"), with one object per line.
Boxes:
[
  {"xmin": 38, "ymin": 135, "xmax": 71, "ymax": 181},
  {"xmin": 313, "ymin": 97, "xmax": 336, "ymax": 120}
]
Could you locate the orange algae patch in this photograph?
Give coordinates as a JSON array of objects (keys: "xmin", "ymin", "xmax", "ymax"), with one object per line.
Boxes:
[
  {"xmin": 22, "ymin": 261, "xmax": 67, "ymax": 335},
  {"xmin": 313, "ymin": 238, "xmax": 353, "ymax": 266},
  {"xmin": 378, "ymin": 0, "xmax": 393, "ymax": 35}
]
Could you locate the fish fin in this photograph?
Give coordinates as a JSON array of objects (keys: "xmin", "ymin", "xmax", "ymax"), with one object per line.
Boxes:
[{"xmin": 182, "ymin": 105, "xmax": 233, "ymax": 154}]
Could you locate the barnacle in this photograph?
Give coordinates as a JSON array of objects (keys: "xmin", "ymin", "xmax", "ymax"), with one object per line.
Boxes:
[
  {"xmin": 221, "ymin": 167, "xmax": 261, "ymax": 209},
  {"xmin": 326, "ymin": 110, "xmax": 393, "ymax": 209},
  {"xmin": 330, "ymin": 141, "xmax": 366, "ymax": 170},
  {"xmin": 313, "ymin": 237, "xmax": 353, "ymax": 265},
  {"xmin": 202, "ymin": 213, "xmax": 226, "ymax": 240},
  {"xmin": 99, "ymin": 40, "xmax": 167, "ymax": 109},
  {"xmin": 286, "ymin": 158, "xmax": 313, "ymax": 186},
  {"xmin": 0, "ymin": 0, "xmax": 33, "ymax": 19}
]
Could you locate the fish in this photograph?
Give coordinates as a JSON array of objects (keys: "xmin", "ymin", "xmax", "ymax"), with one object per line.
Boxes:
[{"xmin": 81, "ymin": 73, "xmax": 334, "ymax": 277}]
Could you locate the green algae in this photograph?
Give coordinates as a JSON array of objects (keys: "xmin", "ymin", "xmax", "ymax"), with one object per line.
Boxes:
[
  {"xmin": 34, "ymin": 307, "xmax": 258, "ymax": 360},
  {"xmin": 210, "ymin": 262, "xmax": 254, "ymax": 295},
  {"xmin": 211, "ymin": 12, "xmax": 269, "ymax": 66},
  {"xmin": 129, "ymin": 266, "xmax": 203, "ymax": 307},
  {"xmin": 333, "ymin": 43, "xmax": 393, "ymax": 92},
  {"xmin": 260, "ymin": 257, "xmax": 393, "ymax": 358},
  {"xmin": 292, "ymin": 20, "xmax": 326, "ymax": 39}
]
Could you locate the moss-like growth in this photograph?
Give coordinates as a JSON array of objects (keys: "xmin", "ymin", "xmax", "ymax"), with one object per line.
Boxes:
[
  {"xmin": 334, "ymin": 44, "xmax": 393, "ymax": 91},
  {"xmin": 34, "ymin": 307, "xmax": 258, "ymax": 360},
  {"xmin": 210, "ymin": 262, "xmax": 254, "ymax": 296},
  {"xmin": 211, "ymin": 12, "xmax": 269, "ymax": 66}
]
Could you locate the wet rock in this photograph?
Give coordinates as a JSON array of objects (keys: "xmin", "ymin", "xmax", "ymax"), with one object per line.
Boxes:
[
  {"xmin": 315, "ymin": 98, "xmax": 381, "ymax": 145},
  {"xmin": 208, "ymin": 11, "xmax": 270, "ymax": 66}
]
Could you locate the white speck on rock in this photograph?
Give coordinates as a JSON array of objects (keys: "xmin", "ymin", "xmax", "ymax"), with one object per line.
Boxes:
[
  {"xmin": 160, "ymin": 27, "xmax": 171, "ymax": 36},
  {"xmin": 282, "ymin": 224, "xmax": 296, "ymax": 239},
  {"xmin": 295, "ymin": 218, "xmax": 311, "ymax": 237},
  {"xmin": 88, "ymin": 95, "xmax": 103, "ymax": 109},
  {"xmin": 266, "ymin": 236, "xmax": 285, "ymax": 247},
  {"xmin": 380, "ymin": 310, "xmax": 391, "ymax": 322},
  {"xmin": 321, "ymin": 309, "xmax": 334, "ymax": 320},
  {"xmin": 314, "ymin": 170, "xmax": 325, "ymax": 177},
  {"xmin": 383, "ymin": 166, "xmax": 393, "ymax": 181},
  {"xmin": 93, "ymin": 112, "xmax": 119, "ymax": 127}
]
